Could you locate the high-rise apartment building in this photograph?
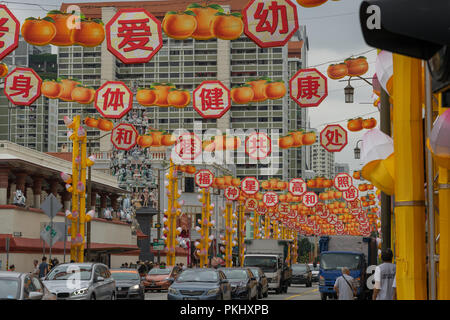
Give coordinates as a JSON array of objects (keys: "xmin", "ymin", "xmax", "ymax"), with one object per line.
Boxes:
[
  {"xmin": 310, "ymin": 131, "xmax": 335, "ymax": 178},
  {"xmin": 0, "ymin": 36, "xmax": 55, "ymax": 152},
  {"xmin": 57, "ymin": 0, "xmax": 309, "ymax": 180}
]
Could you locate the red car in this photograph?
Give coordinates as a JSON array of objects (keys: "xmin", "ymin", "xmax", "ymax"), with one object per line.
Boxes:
[{"xmin": 143, "ymin": 267, "xmax": 181, "ymax": 292}]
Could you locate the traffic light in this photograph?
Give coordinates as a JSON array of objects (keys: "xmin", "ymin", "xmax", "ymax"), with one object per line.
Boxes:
[
  {"xmin": 360, "ymin": 0, "xmax": 450, "ymax": 94},
  {"xmin": 359, "ymin": 0, "xmax": 449, "ymax": 60}
]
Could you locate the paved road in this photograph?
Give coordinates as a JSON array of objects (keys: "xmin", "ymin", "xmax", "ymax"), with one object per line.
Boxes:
[{"xmin": 145, "ymin": 283, "xmax": 320, "ymax": 301}]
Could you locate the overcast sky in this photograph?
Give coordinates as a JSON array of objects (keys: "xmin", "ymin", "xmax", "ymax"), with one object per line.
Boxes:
[{"xmin": 9, "ymin": 0, "xmax": 377, "ymax": 173}]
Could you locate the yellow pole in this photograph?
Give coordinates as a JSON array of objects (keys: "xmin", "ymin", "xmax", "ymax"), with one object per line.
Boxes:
[
  {"xmin": 253, "ymin": 210, "xmax": 259, "ymax": 239},
  {"xmin": 165, "ymin": 160, "xmax": 177, "ymax": 266},
  {"xmin": 239, "ymin": 203, "xmax": 245, "ymax": 267},
  {"xmin": 273, "ymin": 221, "xmax": 279, "ymax": 240},
  {"xmin": 438, "ymin": 94, "xmax": 450, "ymax": 300},
  {"xmin": 392, "ymin": 54, "xmax": 427, "ymax": 300},
  {"xmin": 265, "ymin": 215, "xmax": 271, "ymax": 239},
  {"xmin": 70, "ymin": 116, "xmax": 80, "ymax": 262},
  {"xmin": 77, "ymin": 133, "xmax": 87, "ymax": 262},
  {"xmin": 293, "ymin": 232, "xmax": 298, "ymax": 264},
  {"xmin": 225, "ymin": 202, "xmax": 233, "ymax": 267}
]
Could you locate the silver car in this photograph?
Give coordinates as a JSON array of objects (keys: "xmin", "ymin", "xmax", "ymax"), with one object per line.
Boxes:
[
  {"xmin": 0, "ymin": 271, "xmax": 56, "ymax": 300},
  {"xmin": 43, "ymin": 263, "xmax": 116, "ymax": 300}
]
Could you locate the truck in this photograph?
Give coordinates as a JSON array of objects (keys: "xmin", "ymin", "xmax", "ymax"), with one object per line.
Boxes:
[
  {"xmin": 318, "ymin": 236, "xmax": 377, "ymax": 300},
  {"xmin": 243, "ymin": 239, "xmax": 292, "ymax": 294}
]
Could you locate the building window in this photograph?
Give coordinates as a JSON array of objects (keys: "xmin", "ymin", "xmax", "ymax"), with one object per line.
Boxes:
[{"xmin": 185, "ymin": 177, "xmax": 195, "ymax": 193}]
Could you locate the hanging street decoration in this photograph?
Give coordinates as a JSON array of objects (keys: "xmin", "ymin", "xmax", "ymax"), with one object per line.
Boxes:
[
  {"xmin": 347, "ymin": 199, "xmax": 362, "ymax": 214},
  {"xmin": 343, "ymin": 185, "xmax": 359, "ymax": 202},
  {"xmin": 243, "ymin": 0, "xmax": 299, "ymax": 48},
  {"xmin": 111, "ymin": 123, "xmax": 138, "ymax": 151},
  {"xmin": 296, "ymin": 0, "xmax": 328, "ymax": 8},
  {"xmin": 174, "ymin": 132, "xmax": 202, "ymax": 161},
  {"xmin": 42, "ymin": 78, "xmax": 95, "ymax": 104},
  {"xmin": 245, "ymin": 198, "xmax": 258, "ymax": 211},
  {"xmin": 288, "ymin": 178, "xmax": 307, "ymax": 196},
  {"xmin": 195, "ymin": 169, "xmax": 214, "ymax": 189},
  {"xmin": 290, "ymin": 68, "xmax": 328, "ymax": 107},
  {"xmin": 334, "ymin": 173, "xmax": 353, "ymax": 191},
  {"xmin": 231, "ymin": 77, "xmax": 286, "ymax": 104},
  {"xmin": 94, "ymin": 81, "xmax": 133, "ymax": 119},
  {"xmin": 84, "ymin": 117, "xmax": 114, "ymax": 132},
  {"xmin": 136, "ymin": 84, "xmax": 191, "ymax": 108},
  {"xmin": 4, "ymin": 67, "xmax": 42, "ymax": 106},
  {"xmin": 278, "ymin": 202, "xmax": 290, "ymax": 215},
  {"xmin": 302, "ymin": 191, "xmax": 318, "ymax": 207},
  {"xmin": 105, "ymin": 8, "xmax": 162, "ymax": 64},
  {"xmin": 278, "ymin": 130, "xmax": 316, "ymax": 149},
  {"xmin": 256, "ymin": 205, "xmax": 268, "ymax": 215},
  {"xmin": 224, "ymin": 186, "xmax": 240, "ymax": 201},
  {"xmin": 193, "ymin": 80, "xmax": 231, "ymax": 119},
  {"xmin": 0, "ymin": 5, "xmax": 19, "ymax": 60},
  {"xmin": 347, "ymin": 117, "xmax": 377, "ymax": 132},
  {"xmin": 241, "ymin": 177, "xmax": 260, "ymax": 195},
  {"xmin": 327, "ymin": 56, "xmax": 369, "ymax": 80},
  {"xmin": 320, "ymin": 124, "xmax": 348, "ymax": 152},
  {"xmin": 263, "ymin": 191, "xmax": 279, "ymax": 207},
  {"xmin": 245, "ymin": 132, "xmax": 272, "ymax": 160}
]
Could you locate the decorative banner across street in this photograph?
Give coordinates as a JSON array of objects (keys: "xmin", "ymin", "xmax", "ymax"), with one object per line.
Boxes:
[
  {"xmin": 0, "ymin": 5, "xmax": 19, "ymax": 60},
  {"xmin": 224, "ymin": 186, "xmax": 240, "ymax": 201},
  {"xmin": 195, "ymin": 169, "xmax": 214, "ymax": 188},
  {"xmin": 334, "ymin": 173, "xmax": 353, "ymax": 191},
  {"xmin": 241, "ymin": 177, "xmax": 260, "ymax": 195},
  {"xmin": 105, "ymin": 8, "xmax": 163, "ymax": 64},
  {"xmin": 245, "ymin": 132, "xmax": 272, "ymax": 160},
  {"xmin": 243, "ymin": 0, "xmax": 299, "ymax": 48},
  {"xmin": 94, "ymin": 81, "xmax": 133, "ymax": 119},
  {"xmin": 348, "ymin": 199, "xmax": 362, "ymax": 215},
  {"xmin": 288, "ymin": 178, "xmax": 306, "ymax": 196},
  {"xmin": 263, "ymin": 191, "xmax": 279, "ymax": 207},
  {"xmin": 320, "ymin": 124, "xmax": 348, "ymax": 152},
  {"xmin": 193, "ymin": 80, "xmax": 231, "ymax": 119},
  {"xmin": 256, "ymin": 205, "xmax": 268, "ymax": 215},
  {"xmin": 343, "ymin": 185, "xmax": 359, "ymax": 202},
  {"xmin": 278, "ymin": 202, "xmax": 290, "ymax": 215},
  {"xmin": 327, "ymin": 213, "xmax": 338, "ymax": 225},
  {"xmin": 290, "ymin": 68, "xmax": 328, "ymax": 107},
  {"xmin": 4, "ymin": 67, "xmax": 42, "ymax": 106},
  {"xmin": 111, "ymin": 123, "xmax": 138, "ymax": 151}
]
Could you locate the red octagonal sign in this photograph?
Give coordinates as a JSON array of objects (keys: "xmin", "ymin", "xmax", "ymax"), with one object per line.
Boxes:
[
  {"xmin": 320, "ymin": 124, "xmax": 348, "ymax": 152},
  {"xmin": 111, "ymin": 123, "xmax": 138, "ymax": 151},
  {"xmin": 193, "ymin": 80, "xmax": 231, "ymax": 119},
  {"xmin": 0, "ymin": 5, "xmax": 19, "ymax": 61},
  {"xmin": 94, "ymin": 81, "xmax": 133, "ymax": 119},
  {"xmin": 195, "ymin": 169, "xmax": 214, "ymax": 189},
  {"xmin": 4, "ymin": 67, "xmax": 42, "ymax": 106},
  {"xmin": 243, "ymin": 0, "xmax": 299, "ymax": 48},
  {"xmin": 105, "ymin": 8, "xmax": 162, "ymax": 64},
  {"xmin": 290, "ymin": 68, "xmax": 328, "ymax": 108}
]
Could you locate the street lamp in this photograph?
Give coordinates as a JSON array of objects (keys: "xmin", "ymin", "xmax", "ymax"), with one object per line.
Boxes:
[
  {"xmin": 354, "ymin": 140, "xmax": 363, "ymax": 159},
  {"xmin": 345, "ymin": 84, "xmax": 354, "ymax": 103}
]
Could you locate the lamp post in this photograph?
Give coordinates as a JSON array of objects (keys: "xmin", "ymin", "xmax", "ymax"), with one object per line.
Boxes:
[{"xmin": 345, "ymin": 84, "xmax": 354, "ymax": 103}]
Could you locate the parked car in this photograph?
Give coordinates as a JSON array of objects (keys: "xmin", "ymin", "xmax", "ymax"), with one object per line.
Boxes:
[
  {"xmin": 110, "ymin": 269, "xmax": 145, "ymax": 300},
  {"xmin": 0, "ymin": 271, "xmax": 56, "ymax": 300},
  {"xmin": 43, "ymin": 263, "xmax": 116, "ymax": 300},
  {"xmin": 308, "ymin": 263, "xmax": 320, "ymax": 282},
  {"xmin": 143, "ymin": 266, "xmax": 180, "ymax": 292},
  {"xmin": 249, "ymin": 267, "xmax": 269, "ymax": 299},
  {"xmin": 219, "ymin": 267, "xmax": 259, "ymax": 300},
  {"xmin": 291, "ymin": 264, "xmax": 313, "ymax": 287},
  {"xmin": 168, "ymin": 268, "xmax": 231, "ymax": 300}
]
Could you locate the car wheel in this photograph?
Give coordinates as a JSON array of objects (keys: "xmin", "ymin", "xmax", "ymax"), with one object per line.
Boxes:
[
  {"xmin": 90, "ymin": 293, "xmax": 96, "ymax": 300},
  {"xmin": 263, "ymin": 288, "xmax": 269, "ymax": 298},
  {"xmin": 258, "ymin": 287, "xmax": 263, "ymax": 299},
  {"xmin": 248, "ymin": 291, "xmax": 252, "ymax": 300},
  {"xmin": 275, "ymin": 287, "xmax": 281, "ymax": 294},
  {"xmin": 320, "ymin": 292, "xmax": 327, "ymax": 301},
  {"xmin": 111, "ymin": 292, "xmax": 115, "ymax": 300}
]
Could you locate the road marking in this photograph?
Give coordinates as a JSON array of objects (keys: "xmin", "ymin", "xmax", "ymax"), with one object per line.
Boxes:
[{"xmin": 284, "ymin": 288, "xmax": 319, "ymax": 300}]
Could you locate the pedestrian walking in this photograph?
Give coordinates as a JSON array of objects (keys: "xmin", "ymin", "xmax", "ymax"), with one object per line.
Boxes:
[
  {"xmin": 373, "ymin": 248, "xmax": 396, "ymax": 300},
  {"xmin": 38, "ymin": 257, "xmax": 48, "ymax": 278},
  {"xmin": 32, "ymin": 260, "xmax": 39, "ymax": 276},
  {"xmin": 334, "ymin": 267, "xmax": 357, "ymax": 300}
]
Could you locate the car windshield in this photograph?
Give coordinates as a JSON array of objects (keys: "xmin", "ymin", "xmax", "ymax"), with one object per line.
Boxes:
[
  {"xmin": 176, "ymin": 270, "xmax": 218, "ymax": 282},
  {"xmin": 0, "ymin": 279, "xmax": 19, "ymax": 300},
  {"xmin": 148, "ymin": 268, "xmax": 171, "ymax": 275},
  {"xmin": 46, "ymin": 265, "xmax": 92, "ymax": 280},
  {"xmin": 243, "ymin": 256, "xmax": 277, "ymax": 273},
  {"xmin": 292, "ymin": 265, "xmax": 307, "ymax": 272},
  {"xmin": 249, "ymin": 268, "xmax": 260, "ymax": 277},
  {"xmin": 110, "ymin": 271, "xmax": 139, "ymax": 280},
  {"xmin": 320, "ymin": 253, "xmax": 361, "ymax": 270},
  {"xmin": 221, "ymin": 269, "xmax": 248, "ymax": 280}
]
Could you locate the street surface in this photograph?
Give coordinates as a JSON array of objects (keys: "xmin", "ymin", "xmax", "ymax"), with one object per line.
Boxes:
[{"xmin": 145, "ymin": 283, "xmax": 320, "ymax": 301}]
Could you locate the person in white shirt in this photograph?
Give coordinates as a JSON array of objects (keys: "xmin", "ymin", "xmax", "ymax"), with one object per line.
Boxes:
[{"xmin": 334, "ymin": 267, "xmax": 357, "ymax": 300}]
